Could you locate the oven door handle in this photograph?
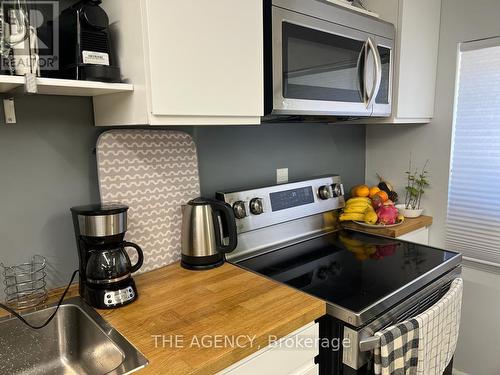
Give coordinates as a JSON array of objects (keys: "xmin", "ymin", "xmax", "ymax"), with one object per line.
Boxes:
[
  {"xmin": 365, "ymin": 37, "xmax": 382, "ymax": 108},
  {"xmin": 359, "ymin": 335, "xmax": 381, "ymax": 352}
]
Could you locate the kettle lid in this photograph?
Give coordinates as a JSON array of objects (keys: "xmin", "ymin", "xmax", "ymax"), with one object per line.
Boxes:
[{"xmin": 187, "ymin": 197, "xmax": 220, "ymax": 206}]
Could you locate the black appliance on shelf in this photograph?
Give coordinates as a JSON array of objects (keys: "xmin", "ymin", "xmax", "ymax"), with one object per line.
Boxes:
[
  {"xmin": 71, "ymin": 203, "xmax": 144, "ymax": 309},
  {"xmin": 58, "ymin": 0, "xmax": 121, "ymax": 82},
  {"xmin": 217, "ymin": 176, "xmax": 461, "ymax": 375}
]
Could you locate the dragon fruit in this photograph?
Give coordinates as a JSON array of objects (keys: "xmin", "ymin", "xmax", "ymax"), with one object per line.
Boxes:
[{"xmin": 377, "ymin": 205, "xmax": 399, "ymax": 225}]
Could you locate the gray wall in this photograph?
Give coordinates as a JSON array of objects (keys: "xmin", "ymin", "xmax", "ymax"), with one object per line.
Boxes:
[
  {"xmin": 194, "ymin": 124, "xmax": 366, "ymax": 196},
  {"xmin": 366, "ymin": 0, "xmax": 500, "ymax": 249},
  {"xmin": 0, "ymin": 95, "xmax": 365, "ymax": 291},
  {"xmin": 365, "ymin": 1, "xmax": 500, "ymax": 373},
  {"xmin": 0, "ymin": 95, "xmax": 100, "ymax": 289}
]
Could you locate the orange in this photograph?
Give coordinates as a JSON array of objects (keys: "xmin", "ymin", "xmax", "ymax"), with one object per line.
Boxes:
[
  {"xmin": 350, "ymin": 185, "xmax": 361, "ymax": 196},
  {"xmin": 369, "ymin": 186, "xmax": 381, "ymax": 198},
  {"xmin": 354, "ymin": 185, "xmax": 370, "ymax": 197},
  {"xmin": 375, "ymin": 190, "xmax": 389, "ymax": 202}
]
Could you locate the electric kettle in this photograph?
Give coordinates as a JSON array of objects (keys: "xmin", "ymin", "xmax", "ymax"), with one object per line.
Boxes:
[{"xmin": 181, "ymin": 198, "xmax": 237, "ymax": 270}]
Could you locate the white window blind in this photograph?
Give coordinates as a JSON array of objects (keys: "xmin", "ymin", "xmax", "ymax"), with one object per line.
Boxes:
[{"xmin": 446, "ymin": 37, "xmax": 500, "ymax": 266}]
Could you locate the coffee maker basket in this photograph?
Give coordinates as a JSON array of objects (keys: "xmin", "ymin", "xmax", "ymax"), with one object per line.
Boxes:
[{"xmin": 1, "ymin": 255, "xmax": 48, "ymax": 310}]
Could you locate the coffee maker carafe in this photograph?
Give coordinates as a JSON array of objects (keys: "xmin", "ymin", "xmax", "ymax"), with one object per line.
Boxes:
[{"xmin": 71, "ymin": 203, "xmax": 144, "ymax": 309}]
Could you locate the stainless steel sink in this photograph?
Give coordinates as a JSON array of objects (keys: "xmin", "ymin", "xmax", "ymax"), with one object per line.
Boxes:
[{"xmin": 0, "ymin": 297, "xmax": 148, "ymax": 375}]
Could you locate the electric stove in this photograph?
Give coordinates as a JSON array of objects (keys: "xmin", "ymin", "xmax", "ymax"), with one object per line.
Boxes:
[
  {"xmin": 237, "ymin": 230, "xmax": 460, "ymax": 327},
  {"xmin": 217, "ymin": 176, "xmax": 461, "ymax": 374}
]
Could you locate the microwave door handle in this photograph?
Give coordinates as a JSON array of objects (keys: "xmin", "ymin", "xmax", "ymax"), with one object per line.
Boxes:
[
  {"xmin": 357, "ymin": 40, "xmax": 368, "ymax": 105},
  {"xmin": 366, "ymin": 37, "xmax": 382, "ymax": 108}
]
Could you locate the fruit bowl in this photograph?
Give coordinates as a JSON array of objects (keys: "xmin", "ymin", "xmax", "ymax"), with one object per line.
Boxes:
[
  {"xmin": 340, "ymin": 183, "xmax": 405, "ymax": 226},
  {"xmin": 353, "ymin": 220, "xmax": 404, "ymax": 228}
]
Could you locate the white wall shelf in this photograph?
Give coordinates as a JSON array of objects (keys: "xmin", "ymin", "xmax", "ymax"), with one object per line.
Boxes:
[
  {"xmin": 0, "ymin": 75, "xmax": 24, "ymax": 92},
  {"xmin": 0, "ymin": 75, "xmax": 133, "ymax": 97}
]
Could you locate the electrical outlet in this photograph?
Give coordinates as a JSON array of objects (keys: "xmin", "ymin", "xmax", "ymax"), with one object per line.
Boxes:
[{"xmin": 276, "ymin": 168, "xmax": 288, "ymax": 184}]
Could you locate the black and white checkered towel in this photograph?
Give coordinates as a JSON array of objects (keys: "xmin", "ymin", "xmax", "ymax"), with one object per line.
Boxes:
[
  {"xmin": 415, "ymin": 278, "xmax": 462, "ymax": 375},
  {"xmin": 373, "ymin": 319, "xmax": 420, "ymax": 375},
  {"xmin": 373, "ymin": 278, "xmax": 463, "ymax": 375}
]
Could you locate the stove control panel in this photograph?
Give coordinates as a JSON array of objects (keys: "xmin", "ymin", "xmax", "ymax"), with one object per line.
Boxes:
[{"xmin": 216, "ymin": 176, "xmax": 345, "ymax": 234}]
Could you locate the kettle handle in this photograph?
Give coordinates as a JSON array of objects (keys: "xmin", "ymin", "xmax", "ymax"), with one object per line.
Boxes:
[
  {"xmin": 123, "ymin": 241, "xmax": 144, "ymax": 273},
  {"xmin": 210, "ymin": 201, "xmax": 238, "ymax": 254}
]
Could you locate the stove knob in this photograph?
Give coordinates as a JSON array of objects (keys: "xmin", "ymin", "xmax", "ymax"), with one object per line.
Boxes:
[
  {"xmin": 318, "ymin": 185, "xmax": 333, "ymax": 200},
  {"xmin": 249, "ymin": 198, "xmax": 264, "ymax": 215},
  {"xmin": 332, "ymin": 183, "xmax": 343, "ymax": 198},
  {"xmin": 233, "ymin": 201, "xmax": 247, "ymax": 219}
]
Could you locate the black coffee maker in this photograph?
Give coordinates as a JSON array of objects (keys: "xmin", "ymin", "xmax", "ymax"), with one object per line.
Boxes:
[
  {"xmin": 71, "ymin": 203, "xmax": 144, "ymax": 309},
  {"xmin": 58, "ymin": 0, "xmax": 121, "ymax": 82}
]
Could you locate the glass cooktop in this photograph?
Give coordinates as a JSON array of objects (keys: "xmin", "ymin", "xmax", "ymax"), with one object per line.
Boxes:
[{"xmin": 236, "ymin": 230, "xmax": 460, "ymax": 316}]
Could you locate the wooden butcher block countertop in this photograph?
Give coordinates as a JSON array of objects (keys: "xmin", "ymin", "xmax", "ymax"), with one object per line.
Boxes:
[{"xmin": 98, "ymin": 262, "xmax": 326, "ymax": 375}]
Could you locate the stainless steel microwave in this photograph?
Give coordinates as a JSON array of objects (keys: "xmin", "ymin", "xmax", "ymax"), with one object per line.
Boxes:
[{"xmin": 264, "ymin": 0, "xmax": 395, "ymax": 120}]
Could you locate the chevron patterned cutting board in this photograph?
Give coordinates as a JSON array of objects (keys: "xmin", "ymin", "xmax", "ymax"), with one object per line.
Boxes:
[{"xmin": 96, "ymin": 130, "xmax": 200, "ymax": 273}]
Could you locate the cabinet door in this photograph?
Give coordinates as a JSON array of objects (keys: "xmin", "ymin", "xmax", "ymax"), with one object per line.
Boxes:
[
  {"xmin": 396, "ymin": 0, "xmax": 441, "ymax": 120},
  {"xmin": 398, "ymin": 227, "xmax": 429, "ymax": 245},
  {"xmin": 145, "ymin": 0, "xmax": 263, "ymax": 119},
  {"xmin": 358, "ymin": 0, "xmax": 441, "ymax": 124},
  {"xmin": 217, "ymin": 323, "xmax": 319, "ymax": 375}
]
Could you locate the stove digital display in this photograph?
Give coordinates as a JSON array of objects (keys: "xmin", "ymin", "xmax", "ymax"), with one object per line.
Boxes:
[{"xmin": 270, "ymin": 186, "xmax": 315, "ymax": 211}]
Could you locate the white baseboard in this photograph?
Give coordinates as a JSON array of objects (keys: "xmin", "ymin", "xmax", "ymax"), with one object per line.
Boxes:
[{"xmin": 453, "ymin": 369, "xmax": 470, "ymax": 375}]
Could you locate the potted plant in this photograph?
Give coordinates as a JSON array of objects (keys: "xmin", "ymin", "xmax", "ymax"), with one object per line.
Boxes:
[{"xmin": 396, "ymin": 157, "xmax": 430, "ymax": 218}]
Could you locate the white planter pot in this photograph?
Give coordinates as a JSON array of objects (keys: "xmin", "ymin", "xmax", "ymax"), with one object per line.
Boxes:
[{"xmin": 396, "ymin": 204, "xmax": 424, "ymax": 218}]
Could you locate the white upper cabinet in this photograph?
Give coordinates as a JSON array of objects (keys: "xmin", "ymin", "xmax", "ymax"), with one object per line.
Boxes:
[
  {"xmin": 94, "ymin": 0, "xmax": 264, "ymax": 126},
  {"xmin": 360, "ymin": 0, "xmax": 442, "ymax": 124}
]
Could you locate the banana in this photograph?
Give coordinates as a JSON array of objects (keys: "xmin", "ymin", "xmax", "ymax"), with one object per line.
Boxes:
[
  {"xmin": 345, "ymin": 202, "xmax": 370, "ymax": 208},
  {"xmin": 365, "ymin": 210, "xmax": 378, "ymax": 225},
  {"xmin": 344, "ymin": 205, "xmax": 370, "ymax": 211},
  {"xmin": 341, "ymin": 197, "xmax": 373, "ymax": 222},
  {"xmin": 339, "ymin": 213, "xmax": 365, "ymax": 222},
  {"xmin": 345, "ymin": 201, "xmax": 370, "ymax": 207},
  {"xmin": 346, "ymin": 197, "xmax": 371, "ymax": 204},
  {"xmin": 343, "ymin": 206, "xmax": 369, "ymax": 214},
  {"xmin": 344, "ymin": 201, "xmax": 372, "ymax": 212}
]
